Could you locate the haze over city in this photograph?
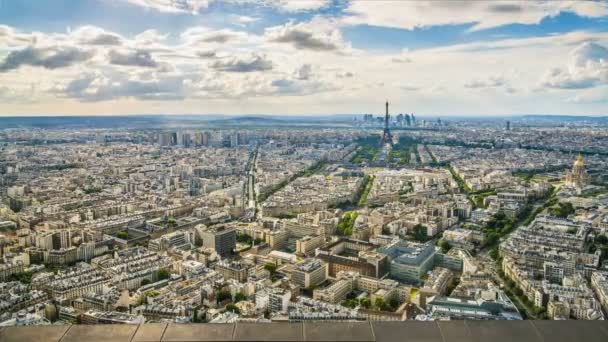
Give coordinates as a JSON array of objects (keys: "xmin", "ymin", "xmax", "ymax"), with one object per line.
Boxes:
[
  {"xmin": 0, "ymin": 0, "xmax": 608, "ymax": 116},
  {"xmin": 4, "ymin": 2, "xmax": 608, "ymax": 341}
]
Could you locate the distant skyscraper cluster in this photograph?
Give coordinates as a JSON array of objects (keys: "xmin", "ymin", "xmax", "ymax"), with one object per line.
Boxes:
[{"xmin": 157, "ymin": 131, "xmax": 243, "ymax": 148}]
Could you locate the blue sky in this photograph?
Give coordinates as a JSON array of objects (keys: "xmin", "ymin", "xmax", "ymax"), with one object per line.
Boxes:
[{"xmin": 1, "ymin": 0, "xmax": 607, "ymax": 115}]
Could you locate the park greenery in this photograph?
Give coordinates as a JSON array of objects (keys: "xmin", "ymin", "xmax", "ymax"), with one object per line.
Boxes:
[
  {"xmin": 438, "ymin": 239, "xmax": 451, "ymax": 253},
  {"xmin": 350, "ymin": 136, "xmax": 381, "ymax": 164},
  {"xmin": 83, "ymin": 187, "xmax": 102, "ymax": 194},
  {"xmin": 591, "ymin": 234, "xmax": 608, "ymax": 262},
  {"xmin": 338, "ymin": 211, "xmax": 358, "ymax": 235},
  {"xmin": 549, "ymin": 202, "xmax": 575, "ymax": 218},
  {"xmin": 264, "ymin": 262, "xmax": 277, "ymax": 274},
  {"xmin": 8, "ymin": 271, "xmax": 34, "ymax": 284},
  {"xmin": 342, "ymin": 296, "xmax": 398, "ymax": 312},
  {"xmin": 471, "ymin": 189, "xmax": 497, "ymax": 209},
  {"xmin": 225, "ymin": 304, "xmax": 241, "ymax": 314},
  {"xmin": 115, "ymin": 231, "xmax": 129, "ymax": 240},
  {"xmin": 388, "ymin": 138, "xmax": 418, "ymax": 164},
  {"xmin": 357, "ymin": 176, "xmax": 374, "ymax": 206},
  {"xmin": 411, "ymin": 224, "xmax": 429, "ymax": 242},
  {"xmin": 447, "ymin": 164, "xmax": 471, "ymax": 193},
  {"xmin": 157, "ymin": 268, "xmax": 170, "ymax": 280},
  {"xmin": 216, "ymin": 289, "xmax": 231, "ymax": 302},
  {"xmin": 234, "ymin": 292, "xmax": 248, "ymax": 302},
  {"xmin": 481, "ymin": 212, "xmax": 517, "ymax": 248}
]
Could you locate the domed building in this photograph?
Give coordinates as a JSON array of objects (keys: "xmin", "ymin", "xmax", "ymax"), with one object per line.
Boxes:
[{"xmin": 565, "ymin": 154, "xmax": 589, "ymax": 189}]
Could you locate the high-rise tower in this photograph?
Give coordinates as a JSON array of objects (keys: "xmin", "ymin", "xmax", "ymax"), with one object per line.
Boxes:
[{"xmin": 380, "ymin": 101, "xmax": 393, "ymax": 146}]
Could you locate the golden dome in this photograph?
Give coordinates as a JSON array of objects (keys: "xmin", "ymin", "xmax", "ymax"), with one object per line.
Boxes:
[{"xmin": 574, "ymin": 154, "xmax": 584, "ymax": 167}]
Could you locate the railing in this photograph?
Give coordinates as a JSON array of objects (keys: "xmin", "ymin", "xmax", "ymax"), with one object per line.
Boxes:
[{"xmin": 1, "ymin": 320, "xmax": 608, "ymax": 342}]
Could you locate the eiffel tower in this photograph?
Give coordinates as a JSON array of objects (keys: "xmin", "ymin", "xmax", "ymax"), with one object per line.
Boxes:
[{"xmin": 380, "ymin": 101, "xmax": 393, "ymax": 146}]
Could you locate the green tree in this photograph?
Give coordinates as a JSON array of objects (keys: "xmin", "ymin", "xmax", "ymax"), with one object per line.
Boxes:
[
  {"xmin": 595, "ymin": 235, "xmax": 608, "ymax": 245},
  {"xmin": 264, "ymin": 262, "xmax": 277, "ymax": 274},
  {"xmin": 360, "ymin": 297, "xmax": 371, "ymax": 309},
  {"xmin": 438, "ymin": 240, "xmax": 451, "ymax": 253},
  {"xmin": 116, "ymin": 231, "xmax": 128, "ymax": 239},
  {"xmin": 157, "ymin": 268, "xmax": 170, "ymax": 280},
  {"xmin": 167, "ymin": 216, "xmax": 177, "ymax": 226},
  {"xmin": 141, "ymin": 278, "xmax": 151, "ymax": 286},
  {"xmin": 225, "ymin": 304, "xmax": 241, "ymax": 314},
  {"xmin": 412, "ymin": 224, "xmax": 428, "ymax": 242},
  {"xmin": 374, "ymin": 298, "xmax": 389, "ymax": 311},
  {"xmin": 343, "ymin": 299, "xmax": 358, "ymax": 309},
  {"xmin": 217, "ymin": 289, "xmax": 231, "ymax": 302},
  {"xmin": 234, "ymin": 292, "xmax": 247, "ymax": 302}
]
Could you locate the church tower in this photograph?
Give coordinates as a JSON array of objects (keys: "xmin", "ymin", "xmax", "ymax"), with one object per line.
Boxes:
[{"xmin": 565, "ymin": 154, "xmax": 589, "ymax": 189}]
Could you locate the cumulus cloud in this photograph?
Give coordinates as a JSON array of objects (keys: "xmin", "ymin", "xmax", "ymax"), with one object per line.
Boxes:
[
  {"xmin": 210, "ymin": 54, "xmax": 273, "ymax": 72},
  {"xmin": 134, "ymin": 30, "xmax": 169, "ymax": 46},
  {"xmin": 540, "ymin": 42, "xmax": 608, "ymax": 89},
  {"xmin": 294, "ymin": 64, "xmax": 312, "ymax": 80},
  {"xmin": 73, "ymin": 26, "xmax": 123, "ymax": 46},
  {"xmin": 265, "ymin": 20, "xmax": 347, "ymax": 51},
  {"xmin": 180, "ymin": 27, "xmax": 252, "ymax": 47},
  {"xmin": 270, "ymin": 77, "xmax": 338, "ymax": 96},
  {"xmin": 565, "ymin": 86, "xmax": 608, "ymax": 103},
  {"xmin": 464, "ymin": 76, "xmax": 507, "ymax": 89},
  {"xmin": 120, "ymin": 0, "xmax": 328, "ymax": 14},
  {"xmin": 235, "ymin": 15, "xmax": 260, "ymax": 25},
  {"xmin": 0, "ymin": 46, "xmax": 94, "ymax": 72},
  {"xmin": 108, "ymin": 49, "xmax": 159, "ymax": 68},
  {"xmin": 121, "ymin": 0, "xmax": 210, "ymax": 14},
  {"xmin": 59, "ymin": 71, "xmax": 190, "ymax": 101},
  {"xmin": 197, "ymin": 50, "xmax": 218, "ymax": 58},
  {"xmin": 260, "ymin": 0, "xmax": 329, "ymax": 12},
  {"xmin": 342, "ymin": 0, "xmax": 608, "ymax": 31}
]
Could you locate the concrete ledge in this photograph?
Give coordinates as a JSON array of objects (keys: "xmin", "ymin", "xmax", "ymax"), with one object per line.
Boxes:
[
  {"xmin": 234, "ymin": 322, "xmax": 303, "ymax": 341},
  {"xmin": 1, "ymin": 321, "xmax": 608, "ymax": 342},
  {"xmin": 1, "ymin": 325, "xmax": 70, "ymax": 342}
]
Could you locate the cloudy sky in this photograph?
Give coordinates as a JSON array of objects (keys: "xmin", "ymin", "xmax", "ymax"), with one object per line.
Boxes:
[{"xmin": 0, "ymin": 0, "xmax": 607, "ymax": 116}]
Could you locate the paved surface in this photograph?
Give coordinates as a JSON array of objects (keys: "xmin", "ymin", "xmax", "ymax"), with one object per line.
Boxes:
[{"xmin": 1, "ymin": 321, "xmax": 608, "ymax": 342}]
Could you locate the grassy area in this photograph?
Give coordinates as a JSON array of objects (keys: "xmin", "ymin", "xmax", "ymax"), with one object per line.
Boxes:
[
  {"xmin": 350, "ymin": 136, "xmax": 381, "ymax": 164},
  {"xmin": 471, "ymin": 189, "xmax": 497, "ymax": 208},
  {"xmin": 357, "ymin": 175, "xmax": 374, "ymax": 206},
  {"xmin": 512, "ymin": 165, "xmax": 568, "ymax": 183},
  {"xmin": 351, "ymin": 146, "xmax": 380, "ymax": 164},
  {"xmin": 388, "ymin": 137, "xmax": 418, "ymax": 164}
]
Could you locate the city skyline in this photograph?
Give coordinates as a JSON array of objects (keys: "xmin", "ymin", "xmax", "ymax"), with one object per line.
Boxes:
[{"xmin": 1, "ymin": 0, "xmax": 608, "ymax": 116}]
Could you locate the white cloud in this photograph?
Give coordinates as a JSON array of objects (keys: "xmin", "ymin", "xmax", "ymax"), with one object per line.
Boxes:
[
  {"xmin": 210, "ymin": 53, "xmax": 273, "ymax": 72},
  {"xmin": 117, "ymin": 0, "xmax": 329, "ymax": 14},
  {"xmin": 119, "ymin": 0, "xmax": 210, "ymax": 14},
  {"xmin": 265, "ymin": 19, "xmax": 350, "ymax": 52},
  {"xmin": 261, "ymin": 0, "xmax": 329, "ymax": 12},
  {"xmin": 540, "ymin": 42, "xmax": 608, "ymax": 89},
  {"xmin": 0, "ymin": 46, "xmax": 95, "ymax": 72},
  {"xmin": 180, "ymin": 26, "xmax": 255, "ymax": 47},
  {"xmin": 565, "ymin": 86, "xmax": 608, "ymax": 103},
  {"xmin": 72, "ymin": 26, "xmax": 123, "ymax": 46},
  {"xmin": 108, "ymin": 49, "xmax": 159, "ymax": 68},
  {"xmin": 235, "ymin": 15, "xmax": 260, "ymax": 25},
  {"xmin": 342, "ymin": 0, "xmax": 608, "ymax": 31}
]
